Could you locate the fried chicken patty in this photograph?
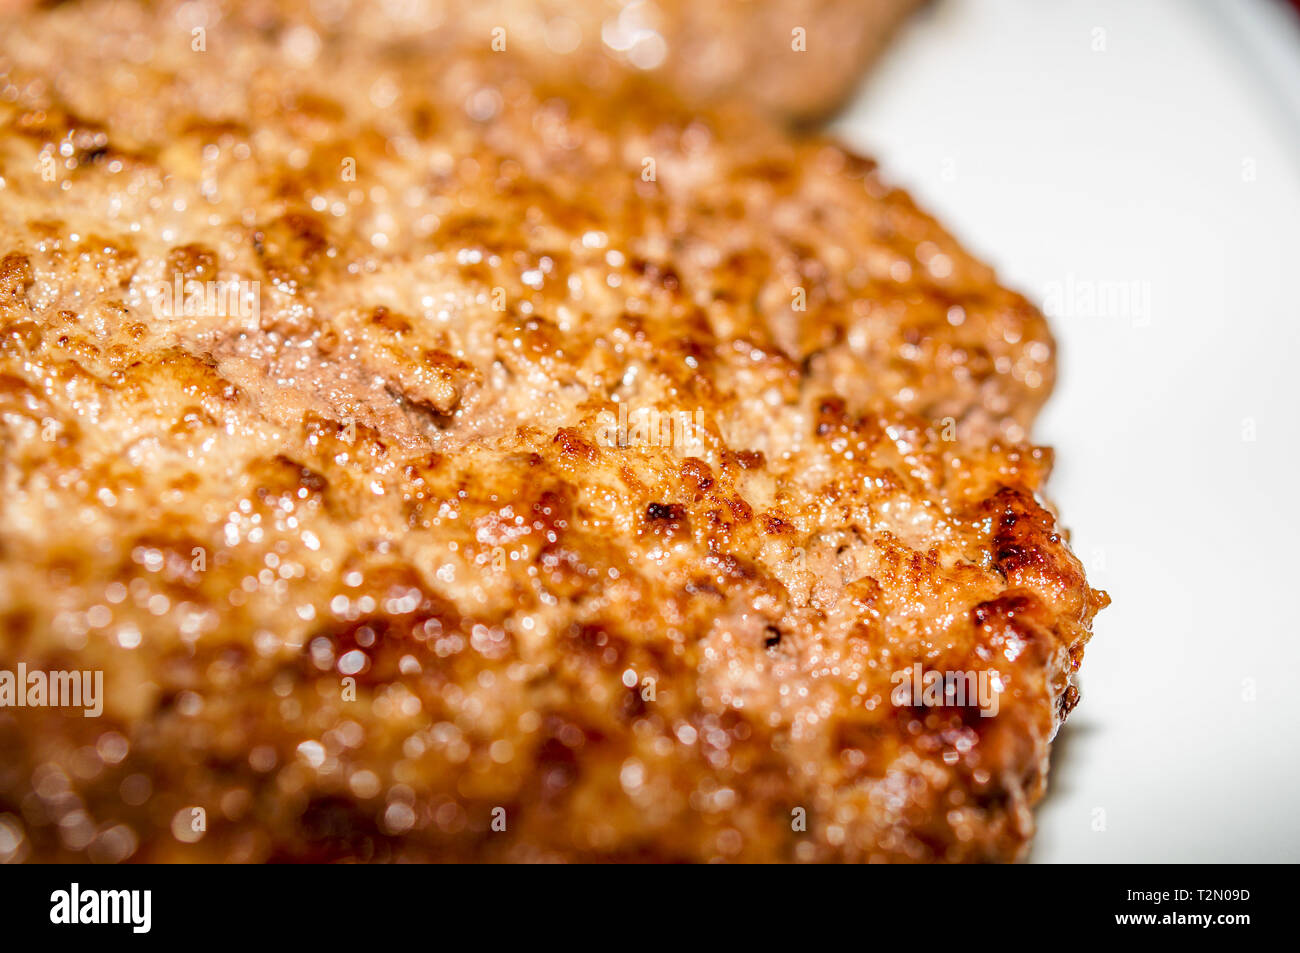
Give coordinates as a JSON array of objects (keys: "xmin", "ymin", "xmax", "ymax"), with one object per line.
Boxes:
[{"xmin": 0, "ymin": 0, "xmax": 1104, "ymax": 862}]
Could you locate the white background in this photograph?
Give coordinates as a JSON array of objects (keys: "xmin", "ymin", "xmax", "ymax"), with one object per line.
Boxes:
[{"xmin": 834, "ymin": 0, "xmax": 1300, "ymax": 862}]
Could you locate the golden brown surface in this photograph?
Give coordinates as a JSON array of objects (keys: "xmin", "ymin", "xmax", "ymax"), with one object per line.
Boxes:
[
  {"xmin": 0, "ymin": 0, "xmax": 924, "ymax": 123},
  {"xmin": 0, "ymin": 0, "xmax": 1104, "ymax": 862},
  {"xmin": 229, "ymin": 0, "xmax": 924, "ymax": 124}
]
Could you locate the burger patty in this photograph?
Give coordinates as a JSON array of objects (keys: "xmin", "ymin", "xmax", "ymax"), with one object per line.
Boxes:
[
  {"xmin": 0, "ymin": 0, "xmax": 924, "ymax": 122},
  {"xmin": 0, "ymin": 0, "xmax": 1104, "ymax": 862}
]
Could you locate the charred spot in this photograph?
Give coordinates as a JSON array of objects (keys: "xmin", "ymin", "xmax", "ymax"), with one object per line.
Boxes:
[
  {"xmin": 1067, "ymin": 641, "xmax": 1086, "ymax": 670},
  {"xmin": 971, "ymin": 593, "xmax": 1048, "ymax": 667},
  {"xmin": 680, "ymin": 458, "xmax": 714, "ymax": 494},
  {"xmin": 733, "ymin": 449, "xmax": 765, "ymax": 470},
  {"xmin": 0, "ymin": 253, "xmax": 33, "ymax": 301},
  {"xmin": 994, "ymin": 543, "xmax": 1034, "ymax": 567},
  {"xmin": 985, "ymin": 486, "xmax": 1068, "ymax": 580},
  {"xmin": 971, "ymin": 592, "xmax": 1039, "ymax": 628},
  {"xmin": 726, "ymin": 496, "xmax": 753, "ymax": 523},
  {"xmin": 642, "ymin": 502, "xmax": 690, "ymax": 540},
  {"xmin": 761, "ymin": 512, "xmax": 792, "ymax": 535},
  {"xmin": 553, "ymin": 427, "xmax": 599, "ymax": 463},
  {"xmin": 1058, "ymin": 683, "xmax": 1081, "ymax": 720},
  {"xmin": 646, "ymin": 502, "xmax": 685, "ymax": 522},
  {"xmin": 250, "ymin": 454, "xmax": 330, "ymax": 502},
  {"xmin": 763, "ymin": 625, "xmax": 783, "ymax": 649},
  {"xmin": 815, "ymin": 397, "xmax": 847, "ymax": 436}
]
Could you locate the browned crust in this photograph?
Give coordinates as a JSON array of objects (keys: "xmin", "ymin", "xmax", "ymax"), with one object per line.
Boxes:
[{"xmin": 0, "ymin": 0, "xmax": 1102, "ymax": 863}]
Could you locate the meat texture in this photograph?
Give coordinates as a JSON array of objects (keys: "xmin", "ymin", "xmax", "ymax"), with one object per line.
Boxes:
[
  {"xmin": 0, "ymin": 0, "xmax": 1104, "ymax": 862},
  {"xmin": 0, "ymin": 0, "xmax": 923, "ymax": 122}
]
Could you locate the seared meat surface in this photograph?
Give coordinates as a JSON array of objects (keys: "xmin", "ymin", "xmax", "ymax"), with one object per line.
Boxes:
[
  {"xmin": 0, "ymin": 0, "xmax": 1103, "ymax": 862},
  {"xmin": 214, "ymin": 0, "xmax": 924, "ymax": 123},
  {"xmin": 0, "ymin": 0, "xmax": 923, "ymax": 122}
]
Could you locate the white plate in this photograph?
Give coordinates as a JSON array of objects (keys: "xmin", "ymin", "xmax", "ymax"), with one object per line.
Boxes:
[{"xmin": 833, "ymin": 0, "xmax": 1300, "ymax": 862}]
